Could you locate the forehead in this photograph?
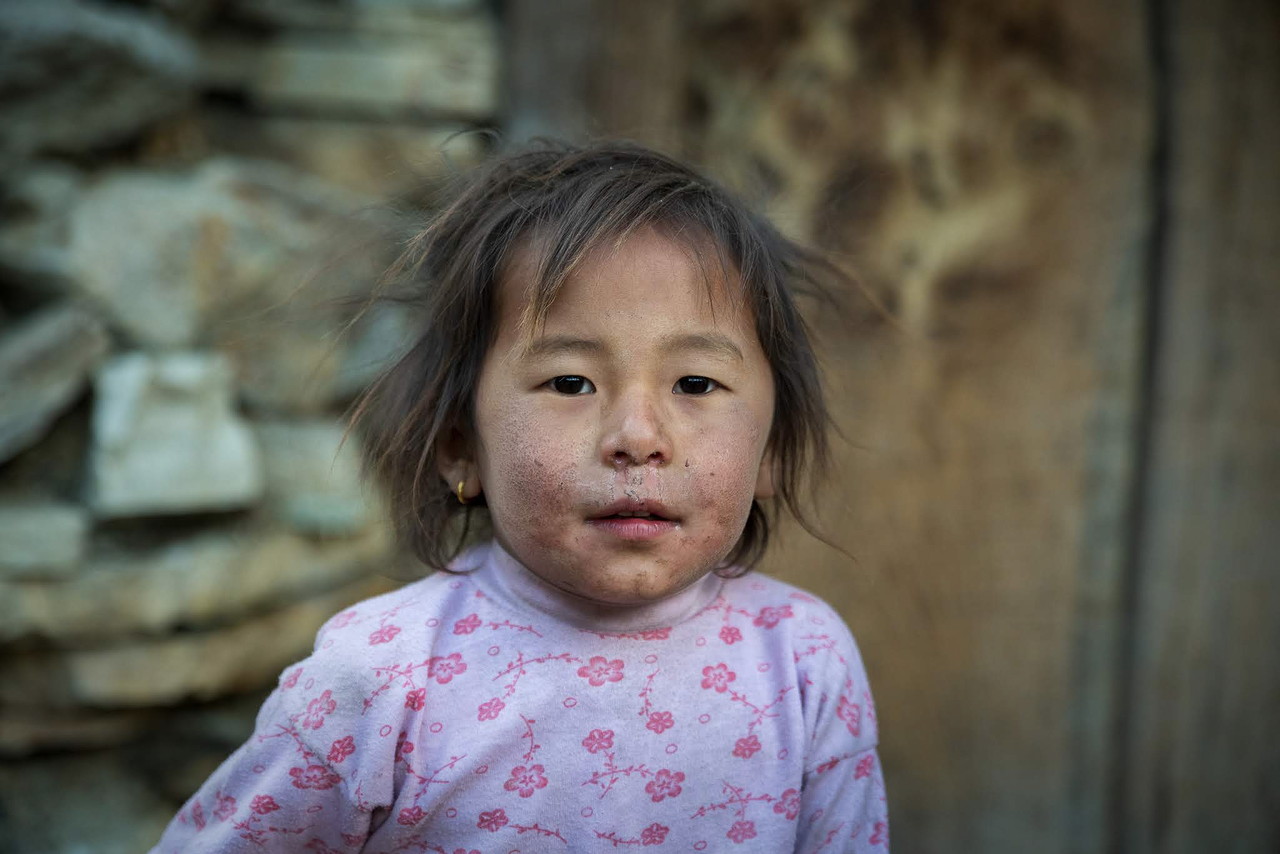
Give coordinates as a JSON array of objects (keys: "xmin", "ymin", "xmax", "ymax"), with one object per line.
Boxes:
[{"xmin": 496, "ymin": 226, "xmax": 754, "ymax": 341}]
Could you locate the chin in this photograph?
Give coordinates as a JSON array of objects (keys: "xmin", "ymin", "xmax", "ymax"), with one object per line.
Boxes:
[{"xmin": 543, "ymin": 562, "xmax": 694, "ymax": 608}]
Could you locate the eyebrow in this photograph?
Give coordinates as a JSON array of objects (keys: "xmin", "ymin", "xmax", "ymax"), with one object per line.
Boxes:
[
  {"xmin": 661, "ymin": 332, "xmax": 744, "ymax": 362},
  {"xmin": 521, "ymin": 335, "xmax": 606, "ymax": 360},
  {"xmin": 520, "ymin": 332, "xmax": 743, "ymax": 362}
]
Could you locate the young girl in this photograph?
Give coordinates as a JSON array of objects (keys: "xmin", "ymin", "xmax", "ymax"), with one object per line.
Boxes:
[{"xmin": 151, "ymin": 141, "xmax": 889, "ymax": 852}]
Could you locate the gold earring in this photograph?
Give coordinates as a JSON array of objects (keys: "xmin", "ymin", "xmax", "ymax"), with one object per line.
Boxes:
[{"xmin": 456, "ymin": 480, "xmax": 467, "ymax": 505}]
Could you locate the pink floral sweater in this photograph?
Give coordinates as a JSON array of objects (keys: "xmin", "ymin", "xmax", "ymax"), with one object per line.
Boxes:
[{"xmin": 151, "ymin": 541, "xmax": 889, "ymax": 852}]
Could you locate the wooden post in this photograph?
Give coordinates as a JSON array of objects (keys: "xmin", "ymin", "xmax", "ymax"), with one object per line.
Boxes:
[
  {"xmin": 690, "ymin": 2, "xmax": 1152, "ymax": 850},
  {"xmin": 501, "ymin": 0, "xmax": 685, "ymax": 153},
  {"xmin": 1123, "ymin": 0, "xmax": 1280, "ymax": 849}
]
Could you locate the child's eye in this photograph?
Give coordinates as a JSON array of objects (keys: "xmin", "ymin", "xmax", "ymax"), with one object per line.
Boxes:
[
  {"xmin": 673, "ymin": 376, "xmax": 719, "ymax": 395},
  {"xmin": 549, "ymin": 375, "xmax": 595, "ymax": 395}
]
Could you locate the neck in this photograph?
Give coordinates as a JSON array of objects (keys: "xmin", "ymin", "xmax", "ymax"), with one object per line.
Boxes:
[{"xmin": 464, "ymin": 540, "xmax": 724, "ymax": 632}]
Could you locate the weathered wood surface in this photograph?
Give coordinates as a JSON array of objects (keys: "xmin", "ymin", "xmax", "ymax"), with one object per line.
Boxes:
[
  {"xmin": 502, "ymin": 0, "xmax": 684, "ymax": 151},
  {"xmin": 504, "ymin": 0, "xmax": 1279, "ymax": 850},
  {"xmin": 688, "ymin": 2, "xmax": 1151, "ymax": 852},
  {"xmin": 1123, "ymin": 0, "xmax": 1280, "ymax": 850}
]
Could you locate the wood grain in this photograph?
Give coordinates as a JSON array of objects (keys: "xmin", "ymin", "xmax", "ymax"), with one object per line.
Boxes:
[
  {"xmin": 690, "ymin": 1, "xmax": 1152, "ymax": 850},
  {"xmin": 1123, "ymin": 0, "xmax": 1280, "ymax": 850}
]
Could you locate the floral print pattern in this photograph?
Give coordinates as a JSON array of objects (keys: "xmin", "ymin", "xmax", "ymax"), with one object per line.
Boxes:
[
  {"xmin": 577, "ymin": 656, "xmax": 625, "ymax": 686},
  {"xmin": 503, "ymin": 764, "xmax": 549, "ymax": 798},
  {"xmin": 644, "ymin": 769, "xmax": 685, "ymax": 803},
  {"xmin": 150, "ymin": 543, "xmax": 888, "ymax": 853}
]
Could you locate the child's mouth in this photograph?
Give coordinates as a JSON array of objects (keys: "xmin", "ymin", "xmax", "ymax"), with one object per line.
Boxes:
[
  {"xmin": 587, "ymin": 515, "xmax": 678, "ymax": 540},
  {"xmin": 588, "ymin": 503, "xmax": 679, "ymax": 540}
]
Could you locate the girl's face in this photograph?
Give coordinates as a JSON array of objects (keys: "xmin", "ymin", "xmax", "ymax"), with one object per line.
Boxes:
[{"xmin": 450, "ymin": 227, "xmax": 776, "ymax": 608}]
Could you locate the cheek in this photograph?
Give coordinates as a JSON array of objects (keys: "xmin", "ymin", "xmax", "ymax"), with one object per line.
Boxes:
[
  {"xmin": 479, "ymin": 409, "xmax": 587, "ymax": 527},
  {"xmin": 684, "ymin": 412, "xmax": 768, "ymax": 518}
]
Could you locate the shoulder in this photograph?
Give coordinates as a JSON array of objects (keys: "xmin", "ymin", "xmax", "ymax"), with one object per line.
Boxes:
[
  {"xmin": 718, "ymin": 571, "xmax": 877, "ymax": 738},
  {"xmin": 716, "ymin": 570, "xmax": 854, "ymax": 640},
  {"xmin": 266, "ymin": 567, "xmax": 480, "ymax": 713}
]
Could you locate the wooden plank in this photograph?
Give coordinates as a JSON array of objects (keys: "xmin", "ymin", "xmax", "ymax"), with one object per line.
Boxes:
[
  {"xmin": 502, "ymin": 0, "xmax": 685, "ymax": 151},
  {"xmin": 1123, "ymin": 0, "xmax": 1280, "ymax": 849},
  {"xmin": 689, "ymin": 1, "xmax": 1151, "ymax": 850}
]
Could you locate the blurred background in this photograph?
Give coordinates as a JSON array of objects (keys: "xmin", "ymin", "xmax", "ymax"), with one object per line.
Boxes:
[{"xmin": 0, "ymin": 0, "xmax": 1275, "ymax": 852}]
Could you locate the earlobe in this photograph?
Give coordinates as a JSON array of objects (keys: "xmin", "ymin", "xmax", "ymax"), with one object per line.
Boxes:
[
  {"xmin": 436, "ymin": 429, "xmax": 482, "ymax": 502},
  {"xmin": 439, "ymin": 458, "xmax": 483, "ymax": 503},
  {"xmin": 753, "ymin": 451, "xmax": 776, "ymax": 499}
]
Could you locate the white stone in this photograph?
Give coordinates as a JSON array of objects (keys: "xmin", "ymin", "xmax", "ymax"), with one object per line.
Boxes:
[
  {"xmin": 254, "ymin": 418, "xmax": 377, "ymax": 536},
  {"xmin": 205, "ymin": 112, "xmax": 486, "ymax": 197},
  {"xmin": 58, "ymin": 157, "xmax": 398, "ymax": 411},
  {"xmin": 230, "ymin": 0, "xmax": 484, "ymax": 33},
  {"xmin": 202, "ymin": 16, "xmax": 498, "ymax": 120},
  {"xmin": 0, "ymin": 521, "xmax": 392, "ymax": 643},
  {"xmin": 88, "ymin": 351, "xmax": 264, "ymax": 517},
  {"xmin": 0, "ymin": 0, "xmax": 197, "ymax": 162},
  {"xmin": 0, "ymin": 162, "xmax": 83, "ymax": 287},
  {"xmin": 0, "ymin": 500, "xmax": 88, "ymax": 579},
  {"xmin": 0, "ymin": 302, "xmax": 109, "ymax": 462},
  {"xmin": 0, "ymin": 577, "xmax": 396, "ymax": 709}
]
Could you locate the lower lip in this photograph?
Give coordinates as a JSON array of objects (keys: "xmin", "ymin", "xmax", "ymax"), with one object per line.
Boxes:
[{"xmin": 587, "ymin": 517, "xmax": 679, "ymax": 541}]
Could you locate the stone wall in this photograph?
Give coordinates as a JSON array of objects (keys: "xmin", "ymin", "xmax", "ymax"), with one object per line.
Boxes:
[{"xmin": 0, "ymin": 1, "xmax": 497, "ymax": 849}]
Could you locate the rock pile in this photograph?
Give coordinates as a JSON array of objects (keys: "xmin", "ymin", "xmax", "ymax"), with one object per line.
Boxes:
[{"xmin": 0, "ymin": 1, "xmax": 496, "ymax": 849}]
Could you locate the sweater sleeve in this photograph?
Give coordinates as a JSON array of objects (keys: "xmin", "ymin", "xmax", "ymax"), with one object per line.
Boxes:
[
  {"xmin": 148, "ymin": 649, "xmax": 392, "ymax": 854},
  {"xmin": 794, "ymin": 607, "xmax": 890, "ymax": 853}
]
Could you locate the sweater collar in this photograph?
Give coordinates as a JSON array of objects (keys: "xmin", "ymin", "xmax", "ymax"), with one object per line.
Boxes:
[{"xmin": 461, "ymin": 540, "xmax": 724, "ymax": 633}]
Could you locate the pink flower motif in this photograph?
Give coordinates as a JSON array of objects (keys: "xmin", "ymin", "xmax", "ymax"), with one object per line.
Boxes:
[
  {"xmin": 330, "ymin": 610, "xmax": 357, "ymax": 629},
  {"xmin": 727, "ymin": 820, "xmax": 757, "ymax": 843},
  {"xmin": 870, "ymin": 820, "xmax": 888, "ymax": 846},
  {"xmin": 640, "ymin": 823, "xmax": 669, "ymax": 845},
  {"xmin": 368, "ymin": 624, "xmax": 401, "ymax": 645},
  {"xmin": 773, "ymin": 787, "xmax": 801, "ymax": 820},
  {"xmin": 427, "ymin": 653, "xmax": 468, "ymax": 684},
  {"xmin": 327, "ymin": 735, "xmax": 355, "ymax": 764},
  {"xmin": 753, "ymin": 605, "xmax": 793, "ymax": 628},
  {"xmin": 855, "ymin": 754, "xmax": 876, "ymax": 779},
  {"xmin": 397, "ymin": 806, "xmax": 425, "ymax": 826},
  {"xmin": 191, "ymin": 800, "xmax": 206, "ymax": 830},
  {"xmin": 577, "ymin": 655, "xmax": 625, "ymax": 686},
  {"xmin": 213, "ymin": 792, "xmax": 236, "ymax": 822},
  {"xmin": 405, "ymin": 688, "xmax": 426, "ymax": 711},
  {"xmin": 503, "ymin": 764, "xmax": 549, "ymax": 798},
  {"xmin": 640, "ymin": 628, "xmax": 671, "ymax": 640},
  {"xmin": 282, "ymin": 668, "xmax": 302, "ymax": 689},
  {"xmin": 582, "ymin": 728, "xmax": 615, "ymax": 753},
  {"xmin": 453, "ymin": 613, "xmax": 482, "ymax": 634},
  {"xmin": 305, "ymin": 840, "xmax": 341, "ymax": 854},
  {"xmin": 700, "ymin": 663, "xmax": 736, "ymax": 692},
  {"xmin": 477, "ymin": 697, "xmax": 505, "ymax": 721},
  {"xmin": 646, "ymin": 711, "xmax": 675, "ymax": 734},
  {"xmin": 644, "ymin": 768, "xmax": 685, "ymax": 803},
  {"xmin": 732, "ymin": 734, "xmax": 761, "ymax": 758},
  {"xmin": 395, "ymin": 731, "xmax": 414, "ymax": 762},
  {"xmin": 719, "ymin": 625, "xmax": 743, "ymax": 645},
  {"xmin": 301, "ymin": 689, "xmax": 336, "ymax": 730},
  {"xmin": 289, "ymin": 764, "xmax": 340, "ymax": 790},
  {"xmin": 477, "ymin": 808, "xmax": 509, "ymax": 832},
  {"xmin": 837, "ymin": 696, "xmax": 862, "ymax": 736},
  {"xmin": 251, "ymin": 795, "xmax": 280, "ymax": 815}
]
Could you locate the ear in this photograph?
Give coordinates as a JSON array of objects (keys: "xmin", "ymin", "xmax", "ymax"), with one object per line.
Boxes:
[
  {"xmin": 753, "ymin": 448, "xmax": 776, "ymax": 500},
  {"xmin": 436, "ymin": 427, "xmax": 483, "ymax": 502}
]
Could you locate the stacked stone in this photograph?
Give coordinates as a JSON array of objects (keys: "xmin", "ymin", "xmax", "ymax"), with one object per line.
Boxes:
[{"xmin": 0, "ymin": 1, "xmax": 496, "ymax": 848}]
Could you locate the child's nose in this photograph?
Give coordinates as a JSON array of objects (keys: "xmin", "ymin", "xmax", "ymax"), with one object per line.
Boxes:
[{"xmin": 602, "ymin": 395, "xmax": 671, "ymax": 468}]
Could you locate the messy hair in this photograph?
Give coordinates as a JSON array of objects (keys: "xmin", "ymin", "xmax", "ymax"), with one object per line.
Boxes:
[{"xmin": 348, "ymin": 140, "xmax": 843, "ymax": 574}]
